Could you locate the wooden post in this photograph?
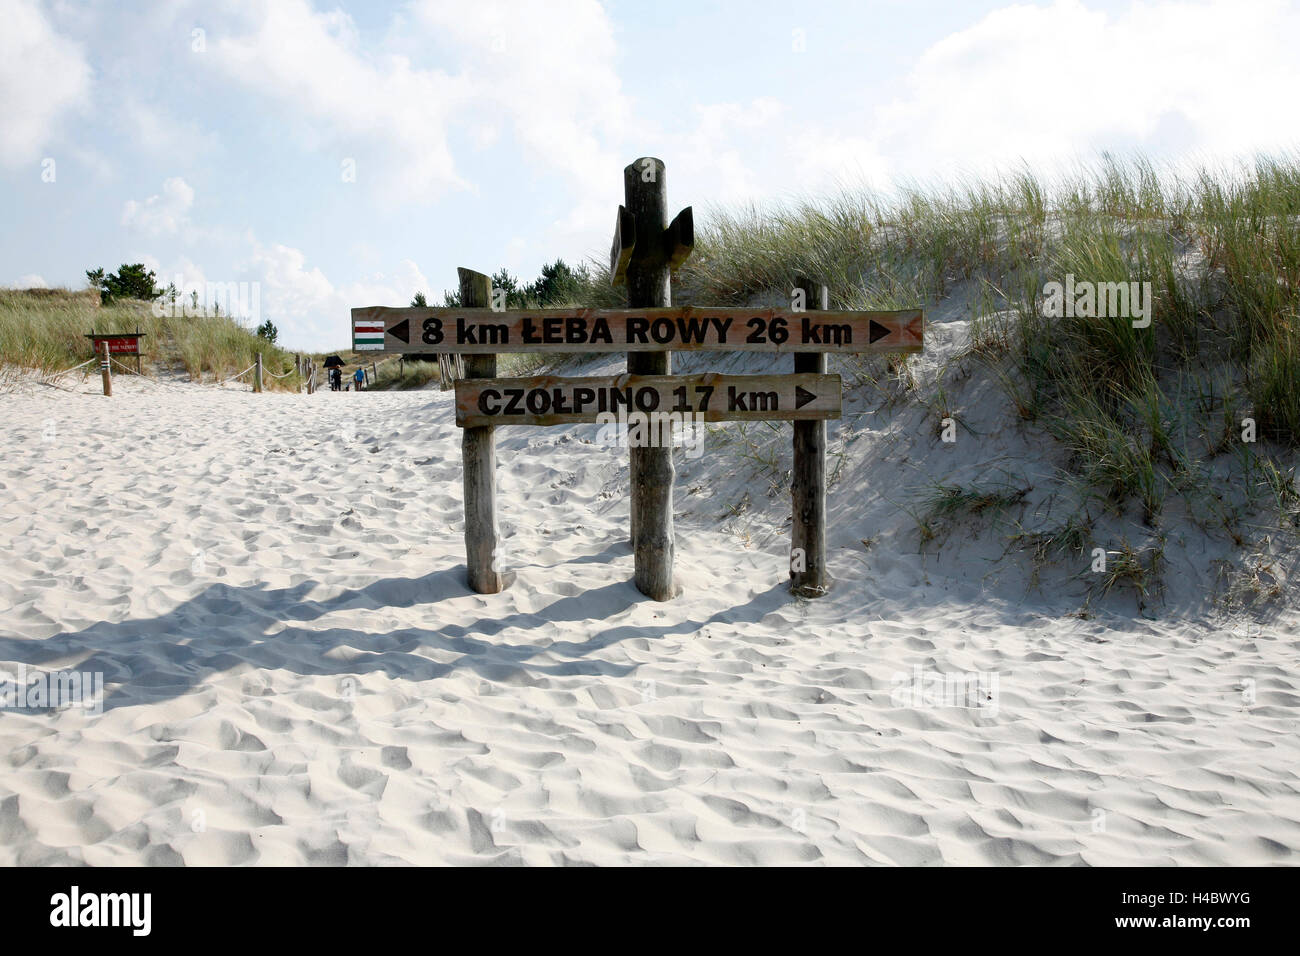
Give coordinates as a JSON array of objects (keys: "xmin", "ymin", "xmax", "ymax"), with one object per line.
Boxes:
[
  {"xmin": 460, "ymin": 267, "xmax": 513, "ymax": 594},
  {"xmin": 100, "ymin": 341, "xmax": 111, "ymax": 397},
  {"xmin": 791, "ymin": 277, "xmax": 831, "ymax": 597},
  {"xmin": 254, "ymin": 351, "xmax": 264, "ymax": 393},
  {"xmin": 622, "ymin": 156, "xmax": 688, "ymax": 601}
]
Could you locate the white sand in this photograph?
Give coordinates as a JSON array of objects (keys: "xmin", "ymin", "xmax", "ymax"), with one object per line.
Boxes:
[{"xmin": 1, "ymin": 360, "xmax": 1298, "ymax": 865}]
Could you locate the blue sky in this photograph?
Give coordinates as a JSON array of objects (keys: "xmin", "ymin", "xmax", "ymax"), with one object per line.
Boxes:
[{"xmin": 3, "ymin": 0, "xmax": 1298, "ymax": 350}]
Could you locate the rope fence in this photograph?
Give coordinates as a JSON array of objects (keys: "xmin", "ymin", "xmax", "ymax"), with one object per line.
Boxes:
[
  {"xmin": 45, "ymin": 357, "xmax": 98, "ymax": 378},
  {"xmin": 217, "ymin": 363, "xmax": 258, "ymax": 385},
  {"xmin": 26, "ymin": 352, "xmax": 379, "ymax": 397},
  {"xmin": 109, "ymin": 356, "xmax": 171, "ymax": 387}
]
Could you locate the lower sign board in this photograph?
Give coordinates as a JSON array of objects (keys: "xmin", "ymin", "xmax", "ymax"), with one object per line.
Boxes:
[
  {"xmin": 352, "ymin": 306, "xmax": 922, "ymax": 355},
  {"xmin": 455, "ymin": 373, "xmax": 841, "ymax": 427}
]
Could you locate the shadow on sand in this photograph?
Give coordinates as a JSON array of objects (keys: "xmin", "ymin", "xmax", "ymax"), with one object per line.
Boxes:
[{"xmin": 0, "ymin": 545, "xmax": 793, "ymax": 713}]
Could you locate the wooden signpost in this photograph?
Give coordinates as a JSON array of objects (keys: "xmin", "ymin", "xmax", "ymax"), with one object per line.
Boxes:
[
  {"xmin": 458, "ymin": 267, "xmax": 513, "ymax": 595},
  {"xmin": 99, "ymin": 341, "xmax": 111, "ymax": 397},
  {"xmin": 350, "ymin": 157, "xmax": 924, "ymax": 602}
]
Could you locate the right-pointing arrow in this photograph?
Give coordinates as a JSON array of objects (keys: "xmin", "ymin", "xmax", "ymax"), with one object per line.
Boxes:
[
  {"xmin": 389, "ymin": 318, "xmax": 410, "ymax": 344},
  {"xmin": 868, "ymin": 319, "xmax": 890, "ymax": 344},
  {"xmin": 795, "ymin": 385, "xmax": 816, "ymax": 409}
]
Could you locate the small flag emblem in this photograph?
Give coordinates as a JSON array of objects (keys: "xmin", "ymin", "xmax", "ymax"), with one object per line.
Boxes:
[{"xmin": 353, "ymin": 319, "xmax": 384, "ymax": 350}]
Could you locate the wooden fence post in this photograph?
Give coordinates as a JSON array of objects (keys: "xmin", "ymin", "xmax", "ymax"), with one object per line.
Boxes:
[
  {"xmin": 791, "ymin": 277, "xmax": 831, "ymax": 597},
  {"xmin": 623, "ymin": 157, "xmax": 682, "ymax": 601},
  {"xmin": 254, "ymin": 352, "xmax": 263, "ymax": 393},
  {"xmin": 371, "ymin": 360, "xmax": 377, "ymax": 388},
  {"xmin": 460, "ymin": 266, "xmax": 513, "ymax": 594},
  {"xmin": 100, "ymin": 341, "xmax": 111, "ymax": 397}
]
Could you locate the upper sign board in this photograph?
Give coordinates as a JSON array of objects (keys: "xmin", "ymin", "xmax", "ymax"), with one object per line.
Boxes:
[{"xmin": 351, "ymin": 306, "xmax": 923, "ymax": 355}]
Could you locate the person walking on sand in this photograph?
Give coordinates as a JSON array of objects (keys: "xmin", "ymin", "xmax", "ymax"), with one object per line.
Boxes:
[
  {"xmin": 353, "ymin": 367, "xmax": 366, "ymax": 391},
  {"xmin": 322, "ymin": 354, "xmax": 345, "ymax": 391}
]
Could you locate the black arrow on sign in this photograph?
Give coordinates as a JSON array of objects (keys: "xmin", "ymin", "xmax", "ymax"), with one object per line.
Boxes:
[
  {"xmin": 795, "ymin": 385, "xmax": 816, "ymax": 409},
  {"xmin": 389, "ymin": 318, "xmax": 410, "ymax": 344},
  {"xmin": 868, "ymin": 319, "xmax": 891, "ymax": 344}
]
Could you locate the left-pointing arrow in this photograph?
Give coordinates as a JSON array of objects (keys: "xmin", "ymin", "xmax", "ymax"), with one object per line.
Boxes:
[
  {"xmin": 389, "ymin": 318, "xmax": 410, "ymax": 344},
  {"xmin": 795, "ymin": 385, "xmax": 816, "ymax": 409}
]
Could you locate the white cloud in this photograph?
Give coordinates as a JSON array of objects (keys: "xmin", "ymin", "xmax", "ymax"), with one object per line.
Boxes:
[
  {"xmin": 208, "ymin": 0, "xmax": 469, "ymax": 204},
  {"xmin": 412, "ymin": 0, "xmax": 630, "ymax": 191},
  {"xmin": 122, "ymin": 177, "xmax": 195, "ymax": 234},
  {"xmin": 5, "ymin": 274, "xmax": 48, "ymax": 289},
  {"xmin": 0, "ymin": 0, "xmax": 91, "ymax": 166},
  {"xmin": 876, "ymin": 0, "xmax": 1300, "ymax": 177},
  {"xmin": 240, "ymin": 239, "xmax": 429, "ymax": 349},
  {"xmin": 120, "ymin": 99, "xmax": 220, "ymax": 158},
  {"xmin": 202, "ymin": 0, "xmax": 630, "ymax": 205}
]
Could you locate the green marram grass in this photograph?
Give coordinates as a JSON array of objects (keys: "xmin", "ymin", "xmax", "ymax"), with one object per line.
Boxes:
[{"xmin": 0, "ymin": 288, "xmax": 303, "ymax": 389}]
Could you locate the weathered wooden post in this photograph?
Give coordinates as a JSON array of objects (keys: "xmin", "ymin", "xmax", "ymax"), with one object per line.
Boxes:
[
  {"xmin": 617, "ymin": 156, "xmax": 693, "ymax": 601},
  {"xmin": 253, "ymin": 351, "xmax": 264, "ymax": 393},
  {"xmin": 791, "ymin": 277, "xmax": 832, "ymax": 597},
  {"xmin": 99, "ymin": 341, "xmax": 111, "ymax": 397},
  {"xmin": 460, "ymin": 266, "xmax": 513, "ymax": 593},
  {"xmin": 371, "ymin": 360, "xmax": 377, "ymax": 387}
]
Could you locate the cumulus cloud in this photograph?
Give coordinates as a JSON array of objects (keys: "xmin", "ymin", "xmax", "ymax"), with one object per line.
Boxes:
[
  {"xmin": 875, "ymin": 0, "xmax": 1300, "ymax": 177},
  {"xmin": 411, "ymin": 0, "xmax": 630, "ymax": 191},
  {"xmin": 0, "ymin": 0, "xmax": 91, "ymax": 167},
  {"xmin": 5, "ymin": 274, "xmax": 49, "ymax": 289},
  {"xmin": 240, "ymin": 239, "xmax": 429, "ymax": 349},
  {"xmin": 122, "ymin": 177, "xmax": 195, "ymax": 234},
  {"xmin": 207, "ymin": 0, "xmax": 469, "ymax": 203},
  {"xmin": 200, "ymin": 0, "xmax": 631, "ymax": 205}
]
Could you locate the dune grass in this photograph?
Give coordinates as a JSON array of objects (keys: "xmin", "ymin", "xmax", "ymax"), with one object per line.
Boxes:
[
  {"xmin": 0, "ymin": 288, "xmax": 303, "ymax": 389},
  {"xmin": 567, "ymin": 155, "xmax": 1298, "ymax": 531},
  {"xmin": 550, "ymin": 153, "xmax": 1299, "ymax": 599},
  {"xmin": 367, "ymin": 351, "xmax": 563, "ymax": 391},
  {"xmin": 369, "ymin": 359, "xmax": 442, "ymax": 391}
]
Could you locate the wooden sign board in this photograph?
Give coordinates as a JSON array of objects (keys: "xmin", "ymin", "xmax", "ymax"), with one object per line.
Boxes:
[
  {"xmin": 455, "ymin": 373, "xmax": 841, "ymax": 427},
  {"xmin": 85, "ymin": 333, "xmax": 144, "ymax": 356},
  {"xmin": 351, "ymin": 306, "xmax": 923, "ymax": 355}
]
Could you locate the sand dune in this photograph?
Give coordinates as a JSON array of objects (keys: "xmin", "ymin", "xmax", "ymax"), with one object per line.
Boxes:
[{"xmin": 0, "ymin": 369, "xmax": 1297, "ymax": 865}]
